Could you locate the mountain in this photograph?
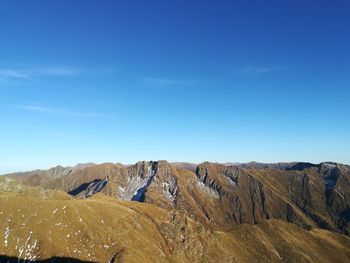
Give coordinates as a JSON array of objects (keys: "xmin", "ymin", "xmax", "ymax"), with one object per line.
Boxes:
[{"xmin": 1, "ymin": 160, "xmax": 350, "ymax": 262}]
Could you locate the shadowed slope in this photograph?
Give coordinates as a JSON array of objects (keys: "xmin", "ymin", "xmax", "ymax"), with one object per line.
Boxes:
[{"xmin": 0, "ymin": 255, "xmax": 94, "ymax": 263}]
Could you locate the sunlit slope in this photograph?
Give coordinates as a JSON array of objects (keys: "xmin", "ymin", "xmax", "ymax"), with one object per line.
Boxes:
[
  {"xmin": 0, "ymin": 191, "xmax": 172, "ymax": 262},
  {"xmin": 1, "ymin": 188, "xmax": 350, "ymax": 263}
]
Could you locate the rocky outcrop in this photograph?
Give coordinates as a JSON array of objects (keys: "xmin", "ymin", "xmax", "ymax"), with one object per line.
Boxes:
[
  {"xmin": 115, "ymin": 161, "xmax": 156, "ymax": 201},
  {"xmin": 68, "ymin": 177, "xmax": 109, "ymax": 198}
]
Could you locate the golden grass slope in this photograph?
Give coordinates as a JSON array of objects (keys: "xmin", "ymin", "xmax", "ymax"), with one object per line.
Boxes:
[{"xmin": 1, "ymin": 187, "xmax": 350, "ymax": 263}]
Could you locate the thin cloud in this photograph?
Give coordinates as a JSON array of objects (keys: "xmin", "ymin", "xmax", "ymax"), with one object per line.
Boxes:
[
  {"xmin": 239, "ymin": 66, "xmax": 282, "ymax": 75},
  {"xmin": 0, "ymin": 69, "xmax": 30, "ymax": 78},
  {"xmin": 35, "ymin": 67, "xmax": 79, "ymax": 76},
  {"xmin": 0, "ymin": 68, "xmax": 77, "ymax": 79},
  {"xmin": 13, "ymin": 105, "xmax": 108, "ymax": 118},
  {"xmin": 144, "ymin": 77, "xmax": 200, "ymax": 86},
  {"xmin": 0, "ymin": 65, "xmax": 114, "ymax": 79}
]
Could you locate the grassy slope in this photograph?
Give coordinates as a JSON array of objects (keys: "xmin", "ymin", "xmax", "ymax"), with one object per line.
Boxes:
[{"xmin": 1, "ymin": 187, "xmax": 350, "ymax": 263}]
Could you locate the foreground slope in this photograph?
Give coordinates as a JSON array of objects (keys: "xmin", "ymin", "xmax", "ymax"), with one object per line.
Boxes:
[{"xmin": 1, "ymin": 187, "xmax": 350, "ymax": 263}]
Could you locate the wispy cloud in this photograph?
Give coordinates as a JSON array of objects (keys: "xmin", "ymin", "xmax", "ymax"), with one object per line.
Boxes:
[
  {"xmin": 13, "ymin": 105, "xmax": 108, "ymax": 118},
  {"xmin": 144, "ymin": 77, "xmax": 200, "ymax": 86},
  {"xmin": 0, "ymin": 67, "xmax": 78, "ymax": 79},
  {"xmin": 238, "ymin": 66, "xmax": 282, "ymax": 75},
  {"xmin": 0, "ymin": 65, "xmax": 114, "ymax": 80},
  {"xmin": 0, "ymin": 69, "xmax": 30, "ymax": 78}
]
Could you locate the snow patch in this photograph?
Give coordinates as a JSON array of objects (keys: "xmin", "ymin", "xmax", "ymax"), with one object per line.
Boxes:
[
  {"xmin": 4, "ymin": 226, "xmax": 10, "ymax": 247},
  {"xmin": 197, "ymin": 181, "xmax": 220, "ymax": 199},
  {"xmin": 132, "ymin": 164, "xmax": 157, "ymax": 202},
  {"xmin": 117, "ymin": 162, "xmax": 157, "ymax": 201},
  {"xmin": 17, "ymin": 231, "xmax": 39, "ymax": 262},
  {"xmin": 162, "ymin": 174, "xmax": 178, "ymax": 203}
]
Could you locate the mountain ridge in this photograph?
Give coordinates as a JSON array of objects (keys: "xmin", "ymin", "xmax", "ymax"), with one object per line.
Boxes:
[
  {"xmin": 3, "ymin": 160, "xmax": 349, "ymax": 177},
  {"xmin": 1, "ymin": 160, "xmax": 350, "ymax": 262}
]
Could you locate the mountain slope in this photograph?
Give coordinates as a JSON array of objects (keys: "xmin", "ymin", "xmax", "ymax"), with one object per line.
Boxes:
[
  {"xmin": 5, "ymin": 161, "xmax": 350, "ymax": 234},
  {"xmin": 1, "ymin": 188, "xmax": 350, "ymax": 263},
  {"xmin": 2, "ymin": 160, "xmax": 350, "ymax": 262}
]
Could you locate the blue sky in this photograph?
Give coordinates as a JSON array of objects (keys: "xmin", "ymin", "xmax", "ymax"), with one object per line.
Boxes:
[{"xmin": 0, "ymin": 0, "xmax": 349, "ymax": 173}]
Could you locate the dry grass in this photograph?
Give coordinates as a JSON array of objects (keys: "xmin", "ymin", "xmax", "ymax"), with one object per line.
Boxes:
[{"xmin": 1, "ymin": 187, "xmax": 350, "ymax": 262}]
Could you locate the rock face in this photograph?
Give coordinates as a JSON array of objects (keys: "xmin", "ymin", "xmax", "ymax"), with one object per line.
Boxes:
[
  {"xmin": 69, "ymin": 177, "xmax": 109, "ymax": 198},
  {"xmin": 2, "ymin": 160, "xmax": 350, "ymax": 262}
]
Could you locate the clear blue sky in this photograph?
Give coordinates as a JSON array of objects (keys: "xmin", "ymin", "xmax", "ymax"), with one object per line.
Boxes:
[{"xmin": 0, "ymin": 0, "xmax": 349, "ymax": 173}]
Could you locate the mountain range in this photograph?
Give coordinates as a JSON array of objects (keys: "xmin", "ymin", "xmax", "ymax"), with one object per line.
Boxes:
[{"xmin": 1, "ymin": 160, "xmax": 350, "ymax": 262}]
